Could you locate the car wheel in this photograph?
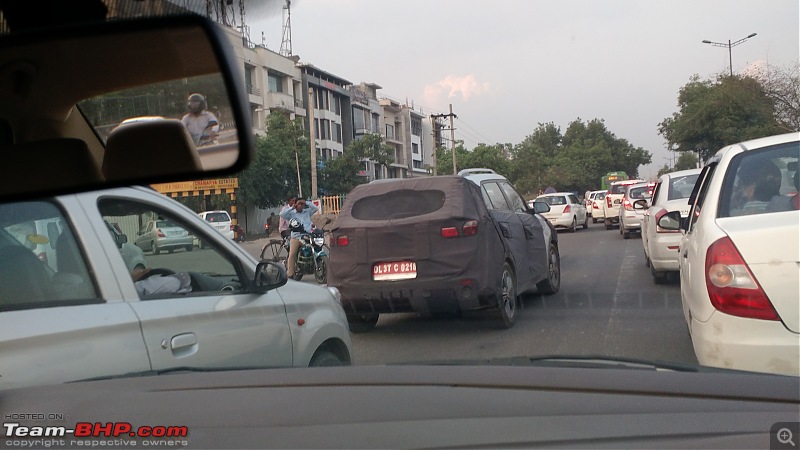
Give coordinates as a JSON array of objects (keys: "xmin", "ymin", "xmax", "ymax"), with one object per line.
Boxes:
[
  {"xmin": 592, "ymin": 218, "xmax": 597, "ymax": 224},
  {"xmin": 644, "ymin": 249, "xmax": 650, "ymax": 267},
  {"xmin": 604, "ymin": 219, "xmax": 612, "ymax": 230},
  {"xmin": 347, "ymin": 313, "xmax": 379, "ymax": 333},
  {"xmin": 536, "ymin": 243, "xmax": 561, "ymax": 295},
  {"xmin": 494, "ymin": 262, "xmax": 517, "ymax": 328},
  {"xmin": 582, "ymin": 215, "xmax": 588, "ymax": 229},
  {"xmin": 308, "ymin": 348, "xmax": 345, "ymax": 367},
  {"xmin": 152, "ymin": 241, "xmax": 159, "ymax": 255},
  {"xmin": 569, "ymin": 217, "xmax": 577, "ymax": 233},
  {"xmin": 651, "ymin": 263, "xmax": 668, "ymax": 284}
]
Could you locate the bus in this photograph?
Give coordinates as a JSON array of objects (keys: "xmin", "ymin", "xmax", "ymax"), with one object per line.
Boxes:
[{"xmin": 601, "ymin": 171, "xmax": 628, "ymax": 190}]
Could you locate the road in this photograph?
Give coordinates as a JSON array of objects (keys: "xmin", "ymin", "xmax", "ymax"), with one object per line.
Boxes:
[{"xmin": 239, "ymin": 222, "xmax": 698, "ymax": 367}]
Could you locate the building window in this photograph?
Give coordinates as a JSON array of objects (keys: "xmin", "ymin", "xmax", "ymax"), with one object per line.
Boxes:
[
  {"xmin": 411, "ymin": 119, "xmax": 422, "ymax": 137},
  {"xmin": 412, "ymin": 143, "xmax": 419, "ymax": 154},
  {"xmin": 353, "ymin": 107, "xmax": 366, "ymax": 133},
  {"xmin": 333, "ymin": 123, "xmax": 342, "ymax": 143},
  {"xmin": 332, "ymin": 95, "xmax": 341, "ymax": 115},
  {"xmin": 385, "ymin": 124, "xmax": 394, "ymax": 140},
  {"xmin": 267, "ymin": 73, "xmax": 282, "ymax": 93},
  {"xmin": 413, "ymin": 160, "xmax": 422, "ymax": 169},
  {"xmin": 372, "ymin": 113, "xmax": 380, "ymax": 133}
]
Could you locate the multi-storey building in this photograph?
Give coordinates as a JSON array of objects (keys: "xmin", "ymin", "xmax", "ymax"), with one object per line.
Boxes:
[{"xmin": 299, "ymin": 64, "xmax": 352, "ymax": 164}]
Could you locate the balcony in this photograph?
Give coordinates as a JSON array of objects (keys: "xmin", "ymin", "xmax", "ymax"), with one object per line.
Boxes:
[{"xmin": 266, "ymin": 92, "xmax": 296, "ymax": 113}]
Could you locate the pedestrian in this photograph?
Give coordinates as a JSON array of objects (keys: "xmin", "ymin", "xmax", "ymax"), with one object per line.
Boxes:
[{"xmin": 279, "ymin": 196, "xmax": 297, "ymax": 239}]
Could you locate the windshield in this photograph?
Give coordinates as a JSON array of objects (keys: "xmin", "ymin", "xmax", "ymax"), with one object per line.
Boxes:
[{"xmin": 2, "ymin": 0, "xmax": 799, "ymax": 417}]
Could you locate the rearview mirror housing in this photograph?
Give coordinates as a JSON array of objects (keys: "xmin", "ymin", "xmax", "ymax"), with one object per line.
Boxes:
[
  {"xmin": 658, "ymin": 211, "xmax": 682, "ymax": 231},
  {"xmin": 532, "ymin": 201, "xmax": 551, "ymax": 214},
  {"xmin": 0, "ymin": 14, "xmax": 253, "ymax": 201}
]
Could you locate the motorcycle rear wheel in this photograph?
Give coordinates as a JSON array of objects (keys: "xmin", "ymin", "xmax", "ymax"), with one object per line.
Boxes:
[{"xmin": 314, "ymin": 255, "xmax": 328, "ymax": 284}]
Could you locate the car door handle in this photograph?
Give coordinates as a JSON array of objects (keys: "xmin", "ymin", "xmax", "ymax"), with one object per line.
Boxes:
[
  {"xmin": 682, "ymin": 250, "xmax": 688, "ymax": 259},
  {"xmin": 169, "ymin": 333, "xmax": 197, "ymax": 350}
]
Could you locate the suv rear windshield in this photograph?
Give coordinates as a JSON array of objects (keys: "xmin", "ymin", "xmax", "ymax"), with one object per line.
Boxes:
[
  {"xmin": 204, "ymin": 213, "xmax": 230, "ymax": 222},
  {"xmin": 351, "ymin": 189, "xmax": 445, "ymax": 220}
]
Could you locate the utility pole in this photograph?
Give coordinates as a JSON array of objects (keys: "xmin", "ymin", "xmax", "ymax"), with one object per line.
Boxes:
[
  {"xmin": 429, "ymin": 116, "xmax": 438, "ymax": 176},
  {"xmin": 308, "ymin": 87, "xmax": 318, "ymax": 199},
  {"xmin": 290, "ymin": 113, "xmax": 302, "ymax": 198},
  {"xmin": 430, "ymin": 106, "xmax": 457, "ymax": 175}
]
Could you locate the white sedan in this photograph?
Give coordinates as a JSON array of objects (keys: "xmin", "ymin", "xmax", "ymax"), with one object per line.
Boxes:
[
  {"xmin": 660, "ymin": 132, "xmax": 799, "ymax": 375},
  {"xmin": 641, "ymin": 168, "xmax": 701, "ymax": 284},
  {"xmin": 535, "ymin": 193, "xmax": 588, "ymax": 232},
  {"xmin": 0, "ymin": 186, "xmax": 353, "ymax": 390}
]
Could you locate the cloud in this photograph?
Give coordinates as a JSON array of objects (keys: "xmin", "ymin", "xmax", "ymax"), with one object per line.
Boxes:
[{"xmin": 423, "ymin": 75, "xmax": 490, "ymax": 104}]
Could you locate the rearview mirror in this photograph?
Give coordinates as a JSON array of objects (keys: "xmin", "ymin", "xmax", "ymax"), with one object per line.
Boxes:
[
  {"xmin": 658, "ymin": 211, "xmax": 682, "ymax": 231},
  {"xmin": 532, "ymin": 201, "xmax": 551, "ymax": 214},
  {"xmin": 0, "ymin": 15, "xmax": 253, "ymax": 201},
  {"xmin": 254, "ymin": 261, "xmax": 288, "ymax": 293}
]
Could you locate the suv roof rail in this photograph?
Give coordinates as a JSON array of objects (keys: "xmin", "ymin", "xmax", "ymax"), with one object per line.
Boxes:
[{"xmin": 458, "ymin": 168, "xmax": 497, "ymax": 177}]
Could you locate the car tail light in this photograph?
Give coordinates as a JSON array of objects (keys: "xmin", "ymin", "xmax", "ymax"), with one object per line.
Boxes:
[
  {"xmin": 563, "ymin": 205, "xmax": 571, "ymax": 214},
  {"xmin": 654, "ymin": 209, "xmax": 679, "ymax": 233},
  {"xmin": 335, "ymin": 235, "xmax": 349, "ymax": 247},
  {"xmin": 606, "ymin": 193, "xmax": 612, "ymax": 208},
  {"xmin": 37, "ymin": 252, "xmax": 47, "ymax": 264},
  {"xmin": 462, "ymin": 220, "xmax": 478, "ymax": 236},
  {"xmin": 157, "ymin": 229, "xmax": 166, "ymax": 238},
  {"xmin": 441, "ymin": 227, "xmax": 459, "ymax": 238},
  {"xmin": 623, "ymin": 199, "xmax": 633, "ymax": 211},
  {"xmin": 704, "ymin": 236, "xmax": 778, "ymax": 321},
  {"xmin": 593, "ymin": 202, "xmax": 599, "ymax": 210},
  {"xmin": 230, "ymin": 224, "xmax": 235, "ymax": 231}
]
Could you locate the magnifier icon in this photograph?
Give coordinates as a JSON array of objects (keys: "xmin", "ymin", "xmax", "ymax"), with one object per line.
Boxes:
[{"xmin": 778, "ymin": 428, "xmax": 796, "ymax": 446}]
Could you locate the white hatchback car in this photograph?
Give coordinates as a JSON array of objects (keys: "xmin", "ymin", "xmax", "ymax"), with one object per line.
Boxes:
[
  {"xmin": 535, "ymin": 192, "xmax": 588, "ymax": 232},
  {"xmin": 618, "ymin": 182, "xmax": 654, "ymax": 239},
  {"xmin": 590, "ymin": 191, "xmax": 607, "ymax": 223},
  {"xmin": 198, "ymin": 210, "xmax": 235, "ymax": 240},
  {"xmin": 641, "ymin": 168, "xmax": 701, "ymax": 284},
  {"xmin": 660, "ymin": 133, "xmax": 799, "ymax": 375},
  {"xmin": 0, "ymin": 186, "xmax": 353, "ymax": 390}
]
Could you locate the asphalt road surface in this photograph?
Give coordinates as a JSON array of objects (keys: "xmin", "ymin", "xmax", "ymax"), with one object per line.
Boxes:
[{"xmin": 240, "ymin": 222, "xmax": 698, "ymax": 367}]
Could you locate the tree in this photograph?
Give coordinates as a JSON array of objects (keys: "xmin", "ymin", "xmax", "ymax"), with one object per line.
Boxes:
[
  {"xmin": 656, "ymin": 164, "xmax": 672, "ymax": 177},
  {"xmin": 659, "ymin": 75, "xmax": 782, "ymax": 162},
  {"xmin": 238, "ymin": 113, "xmax": 310, "ymax": 208},
  {"xmin": 752, "ymin": 62, "xmax": 800, "ymax": 132},
  {"xmin": 674, "ymin": 151, "xmax": 699, "ymax": 171},
  {"xmin": 458, "ymin": 143, "xmax": 511, "ymax": 176},
  {"xmin": 319, "ymin": 133, "xmax": 395, "ymax": 195}
]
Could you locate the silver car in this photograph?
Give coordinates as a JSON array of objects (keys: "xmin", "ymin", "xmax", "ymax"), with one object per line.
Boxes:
[
  {"xmin": 0, "ymin": 186, "xmax": 353, "ymax": 390},
  {"xmin": 135, "ymin": 219, "xmax": 194, "ymax": 254}
]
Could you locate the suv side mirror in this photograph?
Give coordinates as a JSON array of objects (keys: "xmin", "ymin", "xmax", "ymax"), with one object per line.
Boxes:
[{"xmin": 532, "ymin": 201, "xmax": 550, "ymax": 214}]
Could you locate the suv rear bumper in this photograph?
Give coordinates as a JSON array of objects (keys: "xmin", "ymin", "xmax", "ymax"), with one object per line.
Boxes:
[{"xmin": 334, "ymin": 278, "xmax": 497, "ymax": 315}]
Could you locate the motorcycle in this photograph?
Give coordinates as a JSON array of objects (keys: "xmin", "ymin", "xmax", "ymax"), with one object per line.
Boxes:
[{"xmin": 292, "ymin": 225, "xmax": 329, "ymax": 284}]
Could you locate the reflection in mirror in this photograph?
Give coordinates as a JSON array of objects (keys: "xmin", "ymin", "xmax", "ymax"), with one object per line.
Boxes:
[
  {"xmin": 658, "ymin": 211, "xmax": 682, "ymax": 231},
  {"xmin": 532, "ymin": 201, "xmax": 551, "ymax": 214},
  {"xmin": 256, "ymin": 261, "xmax": 288, "ymax": 291},
  {"xmin": 0, "ymin": 15, "xmax": 249, "ymax": 200}
]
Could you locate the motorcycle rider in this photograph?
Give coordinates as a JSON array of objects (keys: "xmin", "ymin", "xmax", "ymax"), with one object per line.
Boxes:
[
  {"xmin": 181, "ymin": 93, "xmax": 219, "ymax": 146},
  {"xmin": 278, "ymin": 196, "xmax": 297, "ymax": 240},
  {"xmin": 279, "ymin": 198, "xmax": 318, "ymax": 278}
]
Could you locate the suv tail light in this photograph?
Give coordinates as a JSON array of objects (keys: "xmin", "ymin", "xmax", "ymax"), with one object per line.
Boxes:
[
  {"xmin": 442, "ymin": 220, "xmax": 479, "ymax": 238},
  {"xmin": 705, "ymin": 236, "xmax": 778, "ymax": 321},
  {"xmin": 335, "ymin": 235, "xmax": 349, "ymax": 247},
  {"xmin": 563, "ymin": 205, "xmax": 571, "ymax": 214},
  {"xmin": 593, "ymin": 202, "xmax": 599, "ymax": 210},
  {"xmin": 606, "ymin": 193, "xmax": 612, "ymax": 208}
]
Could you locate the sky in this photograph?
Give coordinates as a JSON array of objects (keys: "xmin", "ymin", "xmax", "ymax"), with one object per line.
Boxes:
[{"xmin": 244, "ymin": 0, "xmax": 799, "ymax": 180}]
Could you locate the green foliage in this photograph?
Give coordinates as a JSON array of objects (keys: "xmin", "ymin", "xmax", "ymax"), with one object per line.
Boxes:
[
  {"xmin": 319, "ymin": 133, "xmax": 395, "ymax": 195},
  {"xmin": 674, "ymin": 151, "xmax": 699, "ymax": 171},
  {"xmin": 659, "ymin": 75, "xmax": 782, "ymax": 162},
  {"xmin": 509, "ymin": 119, "xmax": 651, "ymax": 196},
  {"xmin": 656, "ymin": 164, "xmax": 672, "ymax": 177},
  {"xmin": 238, "ymin": 113, "xmax": 311, "ymax": 208}
]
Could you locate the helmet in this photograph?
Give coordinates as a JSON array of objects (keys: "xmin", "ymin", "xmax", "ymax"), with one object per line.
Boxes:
[
  {"xmin": 288, "ymin": 218, "xmax": 304, "ymax": 232},
  {"xmin": 187, "ymin": 93, "xmax": 206, "ymax": 113}
]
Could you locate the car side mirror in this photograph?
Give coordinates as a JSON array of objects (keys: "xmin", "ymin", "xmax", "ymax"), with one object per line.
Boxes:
[
  {"xmin": 254, "ymin": 261, "xmax": 288, "ymax": 293},
  {"xmin": 115, "ymin": 233, "xmax": 128, "ymax": 249},
  {"xmin": 658, "ymin": 211, "xmax": 682, "ymax": 231},
  {"xmin": 532, "ymin": 201, "xmax": 550, "ymax": 214},
  {"xmin": 633, "ymin": 199, "xmax": 648, "ymax": 210}
]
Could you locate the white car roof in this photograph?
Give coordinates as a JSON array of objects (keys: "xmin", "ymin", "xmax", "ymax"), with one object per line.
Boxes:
[{"xmin": 659, "ymin": 168, "xmax": 702, "ymax": 180}]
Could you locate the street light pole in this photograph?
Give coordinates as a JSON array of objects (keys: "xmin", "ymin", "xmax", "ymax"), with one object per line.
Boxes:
[{"xmin": 702, "ymin": 33, "xmax": 757, "ymax": 77}]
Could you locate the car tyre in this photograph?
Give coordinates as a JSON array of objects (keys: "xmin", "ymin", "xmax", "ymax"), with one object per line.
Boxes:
[
  {"xmin": 569, "ymin": 217, "xmax": 577, "ymax": 233},
  {"xmin": 582, "ymin": 215, "xmax": 589, "ymax": 229},
  {"xmin": 651, "ymin": 263, "xmax": 668, "ymax": 284},
  {"xmin": 308, "ymin": 348, "xmax": 345, "ymax": 367},
  {"xmin": 347, "ymin": 313, "xmax": 379, "ymax": 333},
  {"xmin": 494, "ymin": 262, "xmax": 517, "ymax": 328},
  {"xmin": 592, "ymin": 217, "xmax": 598, "ymax": 224},
  {"xmin": 604, "ymin": 219, "xmax": 612, "ymax": 230},
  {"xmin": 536, "ymin": 243, "xmax": 561, "ymax": 295},
  {"xmin": 644, "ymin": 250, "xmax": 650, "ymax": 268}
]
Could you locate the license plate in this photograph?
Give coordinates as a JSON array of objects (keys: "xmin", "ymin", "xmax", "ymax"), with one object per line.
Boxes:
[{"xmin": 373, "ymin": 261, "xmax": 417, "ymax": 281}]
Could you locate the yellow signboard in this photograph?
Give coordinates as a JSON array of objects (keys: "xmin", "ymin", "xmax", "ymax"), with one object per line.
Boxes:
[{"xmin": 151, "ymin": 178, "xmax": 239, "ymax": 194}]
